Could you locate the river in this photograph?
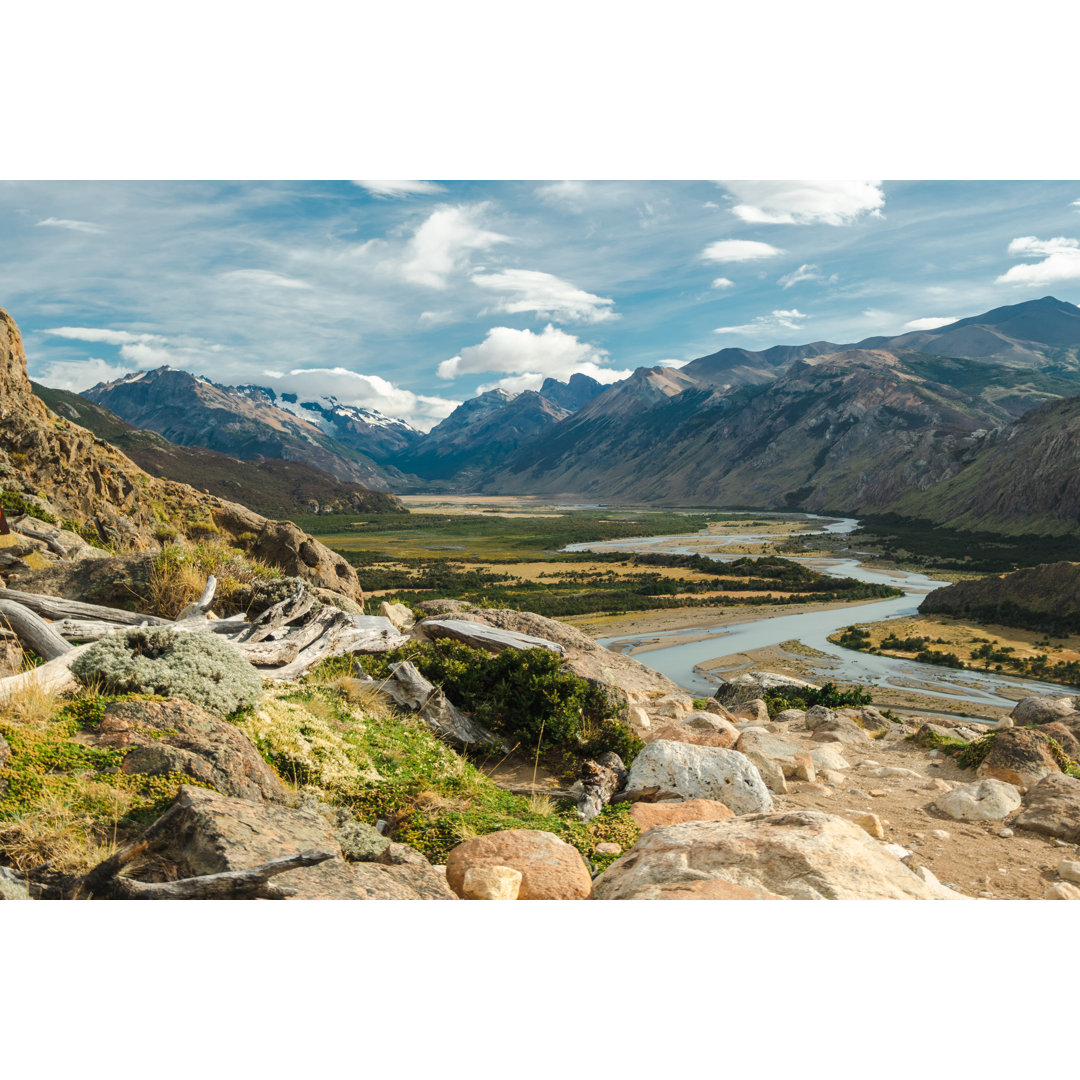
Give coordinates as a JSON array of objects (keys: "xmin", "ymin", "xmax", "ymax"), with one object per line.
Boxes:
[{"xmin": 565, "ymin": 514, "xmax": 1071, "ymax": 712}]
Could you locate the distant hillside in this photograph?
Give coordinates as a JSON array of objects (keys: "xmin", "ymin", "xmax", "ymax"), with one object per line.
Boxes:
[
  {"xmin": 83, "ymin": 367, "xmax": 404, "ymax": 490},
  {"xmin": 31, "ymin": 383, "xmax": 404, "ymax": 518},
  {"xmin": 920, "ymin": 562, "xmax": 1080, "ymax": 635}
]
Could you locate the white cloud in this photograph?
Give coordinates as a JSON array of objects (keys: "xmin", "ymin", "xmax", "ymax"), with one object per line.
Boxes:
[
  {"xmin": 36, "ymin": 217, "xmax": 106, "ymax": 234},
  {"xmin": 536, "ymin": 181, "xmax": 588, "ymax": 209},
  {"xmin": 36, "ymin": 357, "xmax": 135, "ymax": 391},
  {"xmin": 352, "ymin": 180, "xmax": 446, "ymax": 197},
  {"xmin": 711, "ymin": 277, "xmax": 735, "ymax": 290},
  {"xmin": 715, "ymin": 309, "xmax": 809, "ymax": 335},
  {"xmin": 902, "ymin": 316, "xmax": 959, "ymax": 331},
  {"xmin": 419, "ymin": 309, "xmax": 456, "ymax": 325},
  {"xmin": 656, "ymin": 358, "xmax": 690, "ymax": 368},
  {"xmin": 263, "ymin": 366, "xmax": 460, "ymax": 431},
  {"xmin": 437, "ymin": 324, "xmax": 631, "ymax": 386},
  {"xmin": 476, "ymin": 373, "xmax": 547, "ymax": 394},
  {"xmin": 1072, "ymin": 199, "xmax": 1080, "ymax": 210},
  {"xmin": 996, "ymin": 236, "xmax": 1080, "ymax": 285},
  {"xmin": 471, "ymin": 268, "xmax": 616, "ymax": 323},
  {"xmin": 44, "ymin": 326, "xmax": 166, "ymax": 346},
  {"xmin": 778, "ymin": 263, "xmax": 824, "ymax": 289},
  {"xmin": 398, "ymin": 203, "xmax": 509, "ymax": 289},
  {"xmin": 702, "ymin": 239, "xmax": 784, "ymax": 263},
  {"xmin": 220, "ymin": 269, "xmax": 312, "ymax": 290},
  {"xmin": 719, "ymin": 181, "xmax": 885, "ymax": 225}
]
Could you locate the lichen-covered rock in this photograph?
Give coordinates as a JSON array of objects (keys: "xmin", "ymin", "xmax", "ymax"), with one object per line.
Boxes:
[
  {"xmin": 89, "ymin": 698, "xmax": 287, "ymax": 803},
  {"xmin": 714, "ymin": 672, "xmax": 816, "ymax": 708},
  {"xmin": 932, "ymin": 778, "xmax": 1022, "ymax": 821},
  {"xmin": 1010, "ymin": 695, "xmax": 1080, "ymax": 726},
  {"xmin": 625, "ymin": 740, "xmax": 773, "ymax": 814},
  {"xmin": 629, "ymin": 798, "xmax": 735, "ymax": 832},
  {"xmin": 976, "ymin": 728, "xmax": 1062, "ymax": 792},
  {"xmin": 445, "ymin": 829, "xmax": 592, "ymax": 900},
  {"xmin": 71, "ymin": 627, "xmax": 264, "ymax": 715},
  {"xmin": 1013, "ymin": 773, "xmax": 1080, "ymax": 843},
  {"xmin": 1041, "ymin": 722, "xmax": 1080, "ymax": 763},
  {"xmin": 593, "ymin": 811, "xmax": 968, "ymax": 900}
]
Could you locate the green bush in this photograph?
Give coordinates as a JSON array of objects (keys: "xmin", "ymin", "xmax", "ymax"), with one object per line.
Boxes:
[
  {"xmin": 71, "ymin": 628, "xmax": 264, "ymax": 716},
  {"xmin": 762, "ymin": 681, "xmax": 873, "ymax": 717},
  {"xmin": 361, "ymin": 641, "xmax": 641, "ymax": 760}
]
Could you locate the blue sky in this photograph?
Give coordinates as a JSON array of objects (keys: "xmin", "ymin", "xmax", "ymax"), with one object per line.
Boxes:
[{"xmin": 2, "ymin": 179, "xmax": 1079, "ymax": 430}]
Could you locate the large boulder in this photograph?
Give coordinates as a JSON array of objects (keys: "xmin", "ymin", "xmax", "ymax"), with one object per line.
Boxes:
[
  {"xmin": 736, "ymin": 730, "xmax": 807, "ymax": 778},
  {"xmin": 976, "ymin": 728, "xmax": 1062, "ymax": 792},
  {"xmin": 644, "ymin": 721, "xmax": 737, "ymax": 750},
  {"xmin": 444, "ymin": 829, "xmax": 593, "ymax": 900},
  {"xmin": 593, "ymin": 811, "xmax": 968, "ymax": 900},
  {"xmin": 714, "ymin": 671, "xmax": 817, "ymax": 708},
  {"xmin": 932, "ymin": 778, "xmax": 1023, "ymax": 821},
  {"xmin": 89, "ymin": 698, "xmax": 288, "ymax": 803},
  {"xmin": 625, "ymin": 740, "xmax": 773, "ymax": 814},
  {"xmin": 1010, "ymin": 695, "xmax": 1080, "ymax": 726},
  {"xmin": 1013, "ymin": 773, "xmax": 1080, "ymax": 843},
  {"xmin": 143, "ymin": 786, "xmax": 369, "ymax": 898},
  {"xmin": 1041, "ymin": 722, "xmax": 1080, "ymax": 763},
  {"xmin": 630, "ymin": 798, "xmax": 735, "ymax": 832}
]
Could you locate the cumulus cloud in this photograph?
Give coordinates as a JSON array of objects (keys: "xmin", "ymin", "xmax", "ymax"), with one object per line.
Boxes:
[
  {"xmin": 437, "ymin": 324, "xmax": 631, "ymax": 386},
  {"xmin": 262, "ymin": 367, "xmax": 460, "ymax": 431},
  {"xmin": 718, "ymin": 181, "xmax": 885, "ymax": 225},
  {"xmin": 471, "ymin": 268, "xmax": 616, "ymax": 323},
  {"xmin": 35, "ymin": 357, "xmax": 135, "ymax": 392},
  {"xmin": 220, "ymin": 269, "xmax": 313, "ymax": 289},
  {"xmin": 778, "ymin": 263, "xmax": 824, "ymax": 289},
  {"xmin": 399, "ymin": 203, "xmax": 509, "ymax": 289},
  {"xmin": 36, "ymin": 217, "xmax": 106, "ymax": 234},
  {"xmin": 702, "ymin": 239, "xmax": 784, "ymax": 263},
  {"xmin": 715, "ymin": 309, "xmax": 809, "ymax": 335},
  {"xmin": 43, "ymin": 326, "xmax": 226, "ymax": 373},
  {"xmin": 996, "ymin": 236, "xmax": 1080, "ymax": 285},
  {"xmin": 711, "ymin": 277, "xmax": 735, "ymax": 290},
  {"xmin": 352, "ymin": 180, "xmax": 446, "ymax": 197},
  {"xmin": 903, "ymin": 316, "xmax": 958, "ymax": 331}
]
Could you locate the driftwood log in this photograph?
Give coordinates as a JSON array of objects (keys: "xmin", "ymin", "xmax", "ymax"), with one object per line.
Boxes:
[
  {"xmin": 0, "ymin": 587, "xmax": 172, "ymax": 626},
  {"xmin": 0, "ymin": 643, "xmax": 95, "ymax": 704},
  {"xmin": 175, "ymin": 574, "xmax": 218, "ymax": 621},
  {"xmin": 8, "ymin": 519, "xmax": 68, "ymax": 557},
  {"xmin": 0, "ymin": 598, "xmax": 74, "ymax": 661},
  {"xmin": 576, "ymin": 752, "xmax": 628, "ymax": 821}
]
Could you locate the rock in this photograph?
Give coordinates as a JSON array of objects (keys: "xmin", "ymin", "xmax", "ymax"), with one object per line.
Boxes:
[
  {"xmin": 352, "ymin": 861, "xmax": 458, "ymax": 900},
  {"xmin": 914, "ymin": 722, "xmax": 970, "ymax": 747},
  {"xmin": 683, "ymin": 711, "xmax": 740, "ymax": 742},
  {"xmin": 1057, "ymin": 859, "xmax": 1080, "ymax": 884},
  {"xmin": 930, "ymin": 829, "xmax": 951, "ymax": 839},
  {"xmin": 732, "ymin": 698, "xmax": 770, "ymax": 724},
  {"xmin": 810, "ymin": 713, "xmax": 870, "ymax": 746},
  {"xmin": 998, "ymin": 828, "xmax": 1014, "ymax": 838},
  {"xmin": 628, "ymin": 706, "xmax": 652, "ymax": 736},
  {"xmin": 645, "ymin": 722, "xmax": 737, "ymax": 750},
  {"xmin": 334, "ymin": 819, "xmax": 391, "ymax": 862},
  {"xmin": 704, "ymin": 699, "xmax": 738, "ymax": 720},
  {"xmin": 773, "ymin": 708, "xmax": 806, "ymax": 724},
  {"xmin": 1015, "ymin": 774, "xmax": 1080, "ymax": 843},
  {"xmin": 595, "ymin": 842, "xmax": 622, "ymax": 855},
  {"xmin": 923, "ymin": 778, "xmax": 952, "ymax": 792},
  {"xmin": 445, "ymin": 829, "xmax": 593, "ymax": 900},
  {"xmin": 88, "ymin": 698, "xmax": 288, "ymax": 804},
  {"xmin": 847, "ymin": 706, "xmax": 892, "ymax": 733},
  {"xmin": 740, "ymin": 749, "xmax": 788, "ymax": 794},
  {"xmin": 593, "ymin": 811, "xmax": 968, "ymax": 900},
  {"xmin": 1010, "ymin": 695, "xmax": 1079, "ymax": 726},
  {"xmin": 379, "ymin": 600, "xmax": 415, "ymax": 630},
  {"xmin": 803, "ymin": 705, "xmax": 842, "ymax": 731},
  {"xmin": 862, "ymin": 766, "xmax": 922, "ymax": 779},
  {"xmin": 650, "ymin": 694, "xmax": 696, "ymax": 719},
  {"xmin": 416, "ymin": 617, "xmax": 565, "ymax": 655},
  {"xmin": 932, "ymin": 779, "xmax": 1022, "ymax": 821},
  {"xmin": 868, "ymin": 789, "xmax": 888, "ymax": 798},
  {"xmin": 144, "ymin": 786, "xmax": 370, "ymax": 898},
  {"xmin": 415, "ymin": 598, "xmax": 470, "ymax": 615},
  {"xmin": 976, "ymin": 728, "xmax": 1062, "ymax": 793},
  {"xmin": 735, "ymin": 730, "xmax": 804, "ymax": 776},
  {"xmin": 630, "ymin": 798, "xmax": 735, "ymax": 831},
  {"xmin": 788, "ymin": 781, "xmax": 831, "ymax": 795},
  {"xmin": 819, "ymin": 768, "xmax": 849, "ymax": 786},
  {"xmin": 0, "ymin": 731, "xmax": 10, "ymax": 769},
  {"xmin": 854, "ymin": 812, "xmax": 885, "ymax": 839},
  {"xmin": 462, "ymin": 865, "xmax": 522, "ymax": 900},
  {"xmin": 713, "ymin": 671, "xmax": 816, "ymax": 708},
  {"xmin": 792, "ymin": 754, "xmax": 816, "ymax": 782},
  {"xmin": 625, "ymin": 740, "xmax": 773, "ymax": 814},
  {"xmin": 1044, "ymin": 882, "xmax": 1080, "ymax": 899},
  {"xmin": 807, "ymin": 745, "xmax": 850, "ymax": 772},
  {"xmin": 1041, "ymin": 722, "xmax": 1080, "ymax": 763}
]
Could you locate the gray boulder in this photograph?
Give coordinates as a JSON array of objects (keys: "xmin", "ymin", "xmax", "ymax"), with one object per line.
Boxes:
[
  {"xmin": 714, "ymin": 671, "xmax": 817, "ymax": 708},
  {"xmin": 625, "ymin": 740, "xmax": 773, "ymax": 814},
  {"xmin": 1013, "ymin": 773, "xmax": 1080, "ymax": 843},
  {"xmin": 1011, "ymin": 695, "xmax": 1080, "ymax": 726},
  {"xmin": 932, "ymin": 778, "xmax": 1022, "ymax": 821}
]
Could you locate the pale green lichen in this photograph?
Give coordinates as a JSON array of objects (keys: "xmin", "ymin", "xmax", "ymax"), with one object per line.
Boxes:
[{"xmin": 71, "ymin": 628, "xmax": 264, "ymax": 716}]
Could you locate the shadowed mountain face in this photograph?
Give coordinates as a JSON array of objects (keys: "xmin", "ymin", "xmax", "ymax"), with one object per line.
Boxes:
[
  {"xmin": 32, "ymin": 383, "xmax": 404, "ymax": 519},
  {"xmin": 82, "ymin": 367, "xmax": 402, "ymax": 490}
]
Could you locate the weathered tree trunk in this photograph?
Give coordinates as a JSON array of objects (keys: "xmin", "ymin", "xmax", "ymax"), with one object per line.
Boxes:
[
  {"xmin": 0, "ymin": 587, "xmax": 171, "ymax": 626},
  {"xmin": 576, "ymin": 752, "xmax": 628, "ymax": 821},
  {"xmin": 0, "ymin": 599, "xmax": 73, "ymax": 661},
  {"xmin": 175, "ymin": 575, "xmax": 217, "ymax": 621},
  {"xmin": 8, "ymin": 519, "xmax": 68, "ymax": 556},
  {"xmin": 236, "ymin": 583, "xmax": 314, "ymax": 643},
  {"xmin": 0, "ymin": 643, "xmax": 94, "ymax": 704}
]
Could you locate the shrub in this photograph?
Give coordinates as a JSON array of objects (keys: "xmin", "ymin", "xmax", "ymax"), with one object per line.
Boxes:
[
  {"xmin": 147, "ymin": 541, "xmax": 284, "ymax": 617},
  {"xmin": 70, "ymin": 628, "xmax": 264, "ymax": 716},
  {"xmin": 360, "ymin": 641, "xmax": 641, "ymax": 760},
  {"xmin": 762, "ymin": 681, "xmax": 873, "ymax": 717}
]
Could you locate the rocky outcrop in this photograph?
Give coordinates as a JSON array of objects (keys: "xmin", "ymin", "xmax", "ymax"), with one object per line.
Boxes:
[
  {"xmin": 975, "ymin": 728, "xmax": 1062, "ymax": 792},
  {"xmin": 932, "ymin": 779, "xmax": 1022, "ymax": 821},
  {"xmin": 629, "ymin": 798, "xmax": 735, "ymax": 832},
  {"xmin": 624, "ymin": 740, "xmax": 773, "ymax": 814},
  {"xmin": 0, "ymin": 307, "xmax": 362, "ymax": 601},
  {"xmin": 1011, "ymin": 694, "xmax": 1080, "ymax": 727},
  {"xmin": 1012, "ymin": 774, "xmax": 1080, "ymax": 843},
  {"xmin": 88, "ymin": 698, "xmax": 288, "ymax": 804},
  {"xmin": 714, "ymin": 672, "xmax": 817, "ymax": 708},
  {"xmin": 593, "ymin": 811, "xmax": 968, "ymax": 900},
  {"xmin": 444, "ymin": 829, "xmax": 593, "ymax": 900}
]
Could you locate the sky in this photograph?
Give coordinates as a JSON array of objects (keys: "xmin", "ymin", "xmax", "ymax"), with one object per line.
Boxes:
[{"xmin": 3, "ymin": 179, "xmax": 1080, "ymax": 431}]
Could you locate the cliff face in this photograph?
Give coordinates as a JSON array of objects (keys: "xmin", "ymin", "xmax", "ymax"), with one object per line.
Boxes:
[{"xmin": 0, "ymin": 307, "xmax": 362, "ymax": 600}]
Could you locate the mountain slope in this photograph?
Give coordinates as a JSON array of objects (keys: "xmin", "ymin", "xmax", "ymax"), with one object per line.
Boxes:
[
  {"xmin": 31, "ymin": 383, "xmax": 404, "ymax": 519},
  {"xmin": 83, "ymin": 368, "xmax": 402, "ymax": 490}
]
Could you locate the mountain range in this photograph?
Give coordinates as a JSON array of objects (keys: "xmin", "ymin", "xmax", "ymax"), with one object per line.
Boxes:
[{"xmin": 45, "ymin": 295, "xmax": 1080, "ymax": 536}]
